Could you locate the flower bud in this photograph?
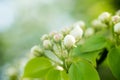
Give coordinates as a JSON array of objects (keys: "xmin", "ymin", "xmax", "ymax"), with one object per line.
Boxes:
[
  {"xmin": 41, "ymin": 34, "xmax": 49, "ymax": 41},
  {"xmin": 53, "ymin": 33, "xmax": 63, "ymax": 43},
  {"xmin": 98, "ymin": 12, "xmax": 111, "ymax": 23},
  {"xmin": 61, "ymin": 27, "xmax": 71, "ymax": 35},
  {"xmin": 114, "ymin": 22, "xmax": 120, "ymax": 34},
  {"xmin": 92, "ymin": 19, "xmax": 107, "ymax": 29},
  {"xmin": 43, "ymin": 40, "xmax": 52, "ymax": 50},
  {"xmin": 49, "ymin": 31, "xmax": 57, "ymax": 38},
  {"xmin": 30, "ymin": 45, "xmax": 44, "ymax": 56},
  {"xmin": 73, "ymin": 21, "xmax": 85, "ymax": 29},
  {"xmin": 64, "ymin": 35, "xmax": 75, "ymax": 49},
  {"xmin": 85, "ymin": 28, "xmax": 95, "ymax": 37},
  {"xmin": 70, "ymin": 26, "xmax": 83, "ymax": 41},
  {"xmin": 112, "ymin": 15, "xmax": 120, "ymax": 24}
]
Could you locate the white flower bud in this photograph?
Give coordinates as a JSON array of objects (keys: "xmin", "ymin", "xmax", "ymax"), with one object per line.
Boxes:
[
  {"xmin": 112, "ymin": 15, "xmax": 120, "ymax": 24},
  {"xmin": 92, "ymin": 19, "xmax": 107, "ymax": 29},
  {"xmin": 85, "ymin": 28, "xmax": 95, "ymax": 37},
  {"xmin": 41, "ymin": 34, "xmax": 49, "ymax": 41},
  {"xmin": 114, "ymin": 22, "xmax": 120, "ymax": 34},
  {"xmin": 64, "ymin": 35, "xmax": 75, "ymax": 49},
  {"xmin": 31, "ymin": 45, "xmax": 44, "ymax": 56},
  {"xmin": 43, "ymin": 40, "xmax": 52, "ymax": 50},
  {"xmin": 73, "ymin": 21, "xmax": 85, "ymax": 29},
  {"xmin": 98, "ymin": 12, "xmax": 111, "ymax": 23},
  {"xmin": 61, "ymin": 27, "xmax": 71, "ymax": 35},
  {"xmin": 53, "ymin": 33, "xmax": 63, "ymax": 42},
  {"xmin": 70, "ymin": 26, "xmax": 83, "ymax": 41},
  {"xmin": 49, "ymin": 31, "xmax": 57, "ymax": 38}
]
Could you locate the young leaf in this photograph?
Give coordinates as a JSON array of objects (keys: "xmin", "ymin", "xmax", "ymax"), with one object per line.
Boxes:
[
  {"xmin": 77, "ymin": 33, "xmax": 106, "ymax": 53},
  {"xmin": 68, "ymin": 59, "xmax": 100, "ymax": 80},
  {"xmin": 73, "ymin": 44, "xmax": 102, "ymax": 66},
  {"xmin": 76, "ymin": 51, "xmax": 101, "ymax": 67},
  {"xmin": 61, "ymin": 70, "xmax": 70, "ymax": 80},
  {"xmin": 46, "ymin": 69, "xmax": 69, "ymax": 80},
  {"xmin": 108, "ymin": 47, "xmax": 120, "ymax": 80},
  {"xmin": 23, "ymin": 57, "xmax": 53, "ymax": 78},
  {"xmin": 46, "ymin": 69, "xmax": 61, "ymax": 80}
]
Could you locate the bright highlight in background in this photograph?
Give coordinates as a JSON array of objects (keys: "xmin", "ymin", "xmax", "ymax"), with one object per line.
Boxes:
[{"xmin": 0, "ymin": 1, "xmax": 16, "ymax": 32}]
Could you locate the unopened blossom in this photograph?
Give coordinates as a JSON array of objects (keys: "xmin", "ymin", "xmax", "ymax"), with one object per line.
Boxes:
[
  {"xmin": 73, "ymin": 21, "xmax": 85, "ymax": 29},
  {"xmin": 70, "ymin": 26, "xmax": 83, "ymax": 41},
  {"xmin": 92, "ymin": 19, "xmax": 107, "ymax": 28},
  {"xmin": 112, "ymin": 15, "xmax": 120, "ymax": 24},
  {"xmin": 43, "ymin": 40, "xmax": 52, "ymax": 50},
  {"xmin": 41, "ymin": 34, "xmax": 49, "ymax": 41},
  {"xmin": 53, "ymin": 33, "xmax": 63, "ymax": 43},
  {"xmin": 114, "ymin": 22, "xmax": 120, "ymax": 34},
  {"xmin": 31, "ymin": 45, "xmax": 44, "ymax": 56},
  {"xmin": 85, "ymin": 28, "xmax": 95, "ymax": 37},
  {"xmin": 98, "ymin": 12, "xmax": 111, "ymax": 23},
  {"xmin": 61, "ymin": 27, "xmax": 71, "ymax": 35},
  {"xmin": 64, "ymin": 35, "xmax": 75, "ymax": 49},
  {"xmin": 49, "ymin": 31, "xmax": 57, "ymax": 38}
]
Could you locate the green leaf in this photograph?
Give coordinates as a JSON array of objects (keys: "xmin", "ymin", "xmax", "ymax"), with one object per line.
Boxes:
[
  {"xmin": 68, "ymin": 60, "xmax": 100, "ymax": 80},
  {"xmin": 108, "ymin": 47, "xmax": 120, "ymax": 80},
  {"xmin": 61, "ymin": 70, "xmax": 70, "ymax": 80},
  {"xmin": 77, "ymin": 34, "xmax": 106, "ymax": 53},
  {"xmin": 23, "ymin": 57, "xmax": 52, "ymax": 78},
  {"xmin": 46, "ymin": 69, "xmax": 69, "ymax": 80},
  {"xmin": 46, "ymin": 69, "xmax": 61, "ymax": 80},
  {"xmin": 73, "ymin": 45, "xmax": 102, "ymax": 66},
  {"xmin": 77, "ymin": 51, "xmax": 101, "ymax": 67}
]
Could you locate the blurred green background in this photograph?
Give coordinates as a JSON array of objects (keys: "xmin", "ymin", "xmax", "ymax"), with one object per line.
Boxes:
[{"xmin": 0, "ymin": 0, "xmax": 120, "ymax": 80}]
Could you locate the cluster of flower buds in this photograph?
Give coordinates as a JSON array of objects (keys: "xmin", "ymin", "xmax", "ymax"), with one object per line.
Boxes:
[
  {"xmin": 98, "ymin": 12, "xmax": 111, "ymax": 23},
  {"xmin": 112, "ymin": 10, "xmax": 120, "ymax": 35},
  {"xmin": 91, "ymin": 10, "xmax": 120, "ymax": 41},
  {"xmin": 30, "ymin": 21, "xmax": 84, "ymax": 59},
  {"xmin": 91, "ymin": 10, "xmax": 120, "ymax": 35},
  {"xmin": 92, "ymin": 12, "xmax": 111, "ymax": 29}
]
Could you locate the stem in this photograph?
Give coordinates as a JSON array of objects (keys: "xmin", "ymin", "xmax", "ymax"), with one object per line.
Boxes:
[
  {"xmin": 116, "ymin": 34, "xmax": 120, "ymax": 46},
  {"xmin": 51, "ymin": 49, "xmax": 60, "ymax": 58},
  {"xmin": 44, "ymin": 53, "xmax": 62, "ymax": 66}
]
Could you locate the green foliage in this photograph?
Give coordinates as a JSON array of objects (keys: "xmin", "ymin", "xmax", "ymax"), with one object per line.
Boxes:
[
  {"xmin": 69, "ymin": 60, "xmax": 100, "ymax": 80},
  {"xmin": 23, "ymin": 57, "xmax": 69, "ymax": 80},
  {"xmin": 108, "ymin": 47, "xmax": 120, "ymax": 80},
  {"xmin": 23, "ymin": 57, "xmax": 100, "ymax": 80},
  {"xmin": 46, "ymin": 69, "xmax": 69, "ymax": 80},
  {"xmin": 72, "ymin": 33, "xmax": 107, "ymax": 66},
  {"xmin": 1, "ymin": 0, "xmax": 120, "ymax": 80},
  {"xmin": 22, "ymin": 9, "xmax": 120, "ymax": 80},
  {"xmin": 76, "ymin": 33, "xmax": 107, "ymax": 53},
  {"xmin": 23, "ymin": 57, "xmax": 52, "ymax": 78}
]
